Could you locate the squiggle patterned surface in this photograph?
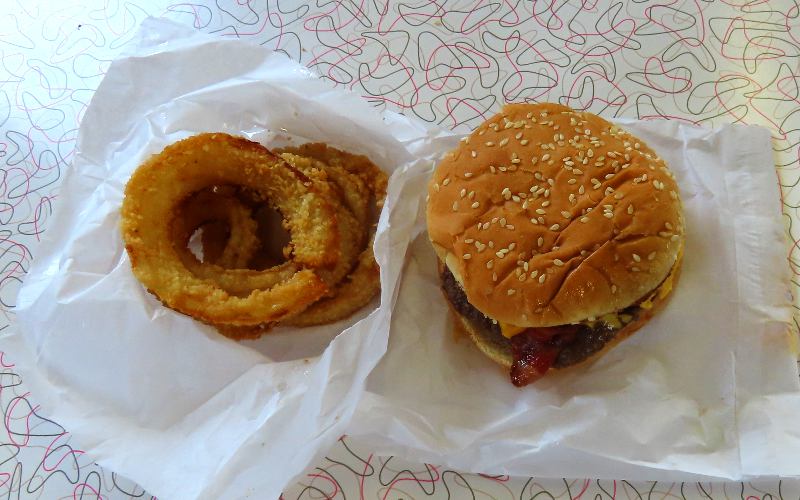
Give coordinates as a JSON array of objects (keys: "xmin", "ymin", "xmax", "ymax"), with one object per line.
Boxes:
[{"xmin": 1, "ymin": 0, "xmax": 799, "ymax": 498}]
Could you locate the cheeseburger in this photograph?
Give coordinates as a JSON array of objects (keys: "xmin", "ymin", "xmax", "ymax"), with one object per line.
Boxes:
[{"xmin": 426, "ymin": 103, "xmax": 684, "ymax": 386}]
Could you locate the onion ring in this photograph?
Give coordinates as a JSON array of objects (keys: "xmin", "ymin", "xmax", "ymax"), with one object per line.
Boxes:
[
  {"xmin": 172, "ymin": 189, "xmax": 259, "ymax": 270},
  {"xmin": 280, "ymin": 144, "xmax": 387, "ymax": 326},
  {"xmin": 121, "ymin": 133, "xmax": 337, "ymax": 326}
]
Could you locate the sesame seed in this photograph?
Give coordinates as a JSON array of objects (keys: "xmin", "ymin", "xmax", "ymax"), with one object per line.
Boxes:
[
  {"xmin": 492, "ymin": 273, "xmax": 498, "ymax": 282},
  {"xmin": 508, "ymin": 242, "xmax": 516, "ymax": 251},
  {"xmin": 486, "ymin": 260, "xmax": 494, "ymax": 269},
  {"xmin": 569, "ymin": 193, "xmax": 576, "ymax": 204},
  {"xmin": 496, "ymin": 251, "xmax": 504, "ymax": 258},
  {"xmin": 605, "ymin": 187, "xmax": 614, "ymax": 196},
  {"xmin": 530, "ymin": 270, "xmax": 539, "ymax": 278},
  {"xmin": 659, "ymin": 231, "xmax": 671, "ymax": 237},
  {"xmin": 468, "ymin": 190, "xmax": 476, "ymax": 199},
  {"xmin": 536, "ymin": 208, "xmax": 546, "ymax": 215},
  {"xmin": 573, "ymin": 168, "xmax": 583, "ymax": 175},
  {"xmin": 490, "ymin": 165, "xmax": 497, "ymax": 174},
  {"xmin": 534, "ymin": 172, "xmax": 543, "ymax": 180},
  {"xmin": 603, "ymin": 212, "xmax": 613, "ymax": 219},
  {"xmin": 488, "ymin": 241, "xmax": 494, "ymax": 248},
  {"xmin": 465, "ymin": 238, "xmax": 475, "ymax": 243},
  {"xmin": 475, "ymin": 241, "xmax": 486, "ymax": 251},
  {"xmin": 499, "ymin": 138, "xmax": 509, "ymax": 146},
  {"xmin": 568, "ymin": 178, "xmax": 577, "ymax": 185},
  {"xmin": 507, "ymin": 224, "xmax": 515, "ymax": 230},
  {"xmin": 634, "ymin": 142, "xmax": 640, "ymax": 149},
  {"xmin": 471, "ymin": 201, "xmax": 480, "ymax": 209},
  {"xmin": 530, "ymin": 218, "xmax": 539, "ymax": 224},
  {"xmin": 542, "ymin": 154, "xmax": 551, "ymax": 161},
  {"xmin": 512, "ymin": 195, "xmax": 520, "ymax": 202},
  {"xmin": 648, "ymin": 252, "xmax": 656, "ymax": 261},
  {"xmin": 554, "ymin": 259, "xmax": 564, "ymax": 266},
  {"xmin": 499, "ymin": 166, "xmax": 507, "ymax": 172},
  {"xmin": 542, "ymin": 200, "xmax": 551, "ymax": 207},
  {"xmin": 463, "ymin": 253, "xmax": 472, "ymax": 260},
  {"xmin": 633, "ymin": 253, "xmax": 641, "ymax": 262},
  {"xmin": 605, "ymin": 173, "xmax": 615, "ymax": 180},
  {"xmin": 464, "ymin": 172, "xmax": 473, "ymax": 178},
  {"xmin": 671, "ymin": 234, "xmax": 680, "ymax": 241},
  {"xmin": 523, "ymin": 262, "xmax": 529, "ymax": 271},
  {"xmin": 500, "ymin": 217, "xmax": 507, "ymax": 226},
  {"xmin": 471, "ymin": 151, "xmax": 477, "ymax": 158},
  {"xmin": 452, "ymin": 201, "xmax": 459, "ymax": 211},
  {"xmin": 550, "ymin": 224, "xmax": 560, "ymax": 231},
  {"xmin": 518, "ymin": 273, "xmax": 527, "ymax": 281},
  {"xmin": 486, "ymin": 141, "xmax": 495, "ymax": 147},
  {"xmin": 511, "ymin": 158, "xmax": 521, "ymax": 164},
  {"xmin": 665, "ymin": 222, "xmax": 673, "ymax": 230},
  {"xmin": 482, "ymin": 222, "xmax": 490, "ymax": 230},
  {"xmin": 547, "ymin": 178, "xmax": 555, "ymax": 187},
  {"xmin": 578, "ymin": 185, "xmax": 585, "ymax": 195},
  {"xmin": 561, "ymin": 211, "xmax": 571, "ymax": 219},
  {"xmin": 587, "ymin": 149, "xmax": 594, "ymax": 158},
  {"xmin": 507, "ymin": 288, "xmax": 516, "ymax": 296},
  {"xmin": 614, "ymin": 192, "xmax": 624, "ymax": 199},
  {"xmin": 442, "ymin": 178, "xmax": 450, "ymax": 186},
  {"xmin": 433, "ymin": 183, "xmax": 440, "ymax": 192},
  {"xmin": 580, "ymin": 250, "xmax": 587, "ymax": 256},
  {"xmin": 520, "ymin": 140, "xmax": 529, "ymax": 145},
  {"xmin": 539, "ymin": 274, "xmax": 547, "ymax": 284},
  {"xmin": 611, "ymin": 284, "xmax": 617, "ymax": 293},
  {"xmin": 627, "ymin": 205, "xmax": 634, "ymax": 215},
  {"xmin": 580, "ymin": 216, "xmax": 589, "ymax": 223},
  {"xmin": 460, "ymin": 188, "xmax": 467, "ymax": 198},
  {"xmin": 516, "ymin": 132, "xmax": 523, "ymax": 140}
]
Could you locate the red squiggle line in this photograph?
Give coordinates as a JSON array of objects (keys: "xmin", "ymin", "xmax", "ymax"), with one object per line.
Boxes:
[
  {"xmin": 0, "ymin": 352, "xmax": 15, "ymax": 368},
  {"xmin": 359, "ymin": 453, "xmax": 373, "ymax": 500},
  {"xmin": 5, "ymin": 392, "xmax": 33, "ymax": 447},
  {"xmin": 563, "ymin": 16, "xmax": 638, "ymax": 57},
  {"xmin": 72, "ymin": 481, "xmax": 102, "ymax": 500},
  {"xmin": 43, "ymin": 433, "xmax": 84, "ymax": 472},
  {"xmin": 501, "ymin": 32, "xmax": 560, "ymax": 101},
  {"xmin": 306, "ymin": 471, "xmax": 339, "ymax": 499},
  {"xmin": 381, "ymin": 464, "xmax": 440, "ymax": 500}
]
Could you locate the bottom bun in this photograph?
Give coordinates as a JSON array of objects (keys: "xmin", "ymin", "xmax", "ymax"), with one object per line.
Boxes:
[{"xmin": 443, "ymin": 253, "xmax": 683, "ymax": 376}]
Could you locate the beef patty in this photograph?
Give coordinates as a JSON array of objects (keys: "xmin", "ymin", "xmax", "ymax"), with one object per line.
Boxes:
[{"xmin": 440, "ymin": 266, "xmax": 639, "ymax": 368}]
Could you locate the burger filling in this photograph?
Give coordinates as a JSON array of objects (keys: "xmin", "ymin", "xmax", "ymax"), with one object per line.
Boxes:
[{"xmin": 441, "ymin": 267, "xmax": 662, "ymax": 386}]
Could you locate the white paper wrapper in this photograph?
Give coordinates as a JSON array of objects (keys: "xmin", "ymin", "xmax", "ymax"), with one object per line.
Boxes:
[
  {"xmin": 348, "ymin": 120, "xmax": 800, "ymax": 480},
  {"xmin": 1, "ymin": 18, "xmax": 454, "ymax": 500}
]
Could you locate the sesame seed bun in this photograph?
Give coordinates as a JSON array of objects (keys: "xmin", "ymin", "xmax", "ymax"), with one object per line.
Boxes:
[{"xmin": 426, "ymin": 103, "xmax": 684, "ymax": 328}]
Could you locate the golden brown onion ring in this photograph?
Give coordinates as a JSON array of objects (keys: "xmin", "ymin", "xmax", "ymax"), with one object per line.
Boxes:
[{"xmin": 121, "ymin": 133, "xmax": 337, "ymax": 326}]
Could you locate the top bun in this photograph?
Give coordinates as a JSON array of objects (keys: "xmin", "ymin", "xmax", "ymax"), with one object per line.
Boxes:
[{"xmin": 426, "ymin": 103, "xmax": 684, "ymax": 327}]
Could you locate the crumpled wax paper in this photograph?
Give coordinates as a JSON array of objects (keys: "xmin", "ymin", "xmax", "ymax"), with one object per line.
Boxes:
[
  {"xmin": 347, "ymin": 120, "xmax": 800, "ymax": 481},
  {"xmin": 2, "ymin": 18, "xmax": 456, "ymax": 500}
]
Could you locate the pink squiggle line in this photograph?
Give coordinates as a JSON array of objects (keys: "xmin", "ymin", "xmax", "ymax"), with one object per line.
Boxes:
[
  {"xmin": 442, "ymin": 96, "xmax": 490, "ymax": 128},
  {"xmin": 356, "ymin": 49, "xmax": 420, "ymax": 110},
  {"xmin": 164, "ymin": 4, "xmax": 206, "ymax": 29},
  {"xmin": 563, "ymin": 16, "xmax": 638, "ymax": 56},
  {"xmin": 502, "ymin": 32, "xmax": 560, "ymax": 101},
  {"xmin": 32, "ymin": 195, "xmax": 56, "ymax": 242},
  {"xmin": 423, "ymin": 41, "xmax": 493, "ymax": 92},
  {"xmin": 531, "ymin": 0, "xmax": 566, "ymax": 31},
  {"xmin": 72, "ymin": 481, "xmax": 103, "ymax": 500},
  {"xmin": 359, "ymin": 453, "xmax": 373, "ymax": 500},
  {"xmin": 381, "ymin": 463, "xmax": 440, "ymax": 500},
  {"xmin": 5, "ymin": 392, "xmax": 33, "ymax": 447},
  {"xmin": 642, "ymin": 56, "xmax": 692, "ymax": 94},
  {"xmin": 309, "ymin": 36, "xmax": 368, "ymax": 83},
  {"xmin": 268, "ymin": 11, "xmax": 285, "ymax": 51},
  {"xmin": 643, "ymin": 0, "xmax": 707, "ymax": 46},
  {"xmin": 377, "ymin": 0, "xmax": 445, "ymax": 35},
  {"xmin": 303, "ymin": 0, "xmax": 368, "ymax": 33},
  {"xmin": 43, "ymin": 433, "xmax": 84, "ymax": 472},
  {"xmin": 563, "ymin": 68, "xmax": 628, "ymax": 110},
  {"xmin": 0, "ymin": 352, "xmax": 15, "ymax": 368},
  {"xmin": 306, "ymin": 470, "xmax": 339, "ymax": 499}
]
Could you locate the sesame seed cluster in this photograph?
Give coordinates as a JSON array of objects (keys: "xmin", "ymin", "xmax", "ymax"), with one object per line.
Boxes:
[{"xmin": 426, "ymin": 103, "xmax": 685, "ymax": 327}]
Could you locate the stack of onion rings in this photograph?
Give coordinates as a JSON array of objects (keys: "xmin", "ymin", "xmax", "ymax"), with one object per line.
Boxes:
[{"xmin": 121, "ymin": 133, "xmax": 386, "ymax": 339}]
